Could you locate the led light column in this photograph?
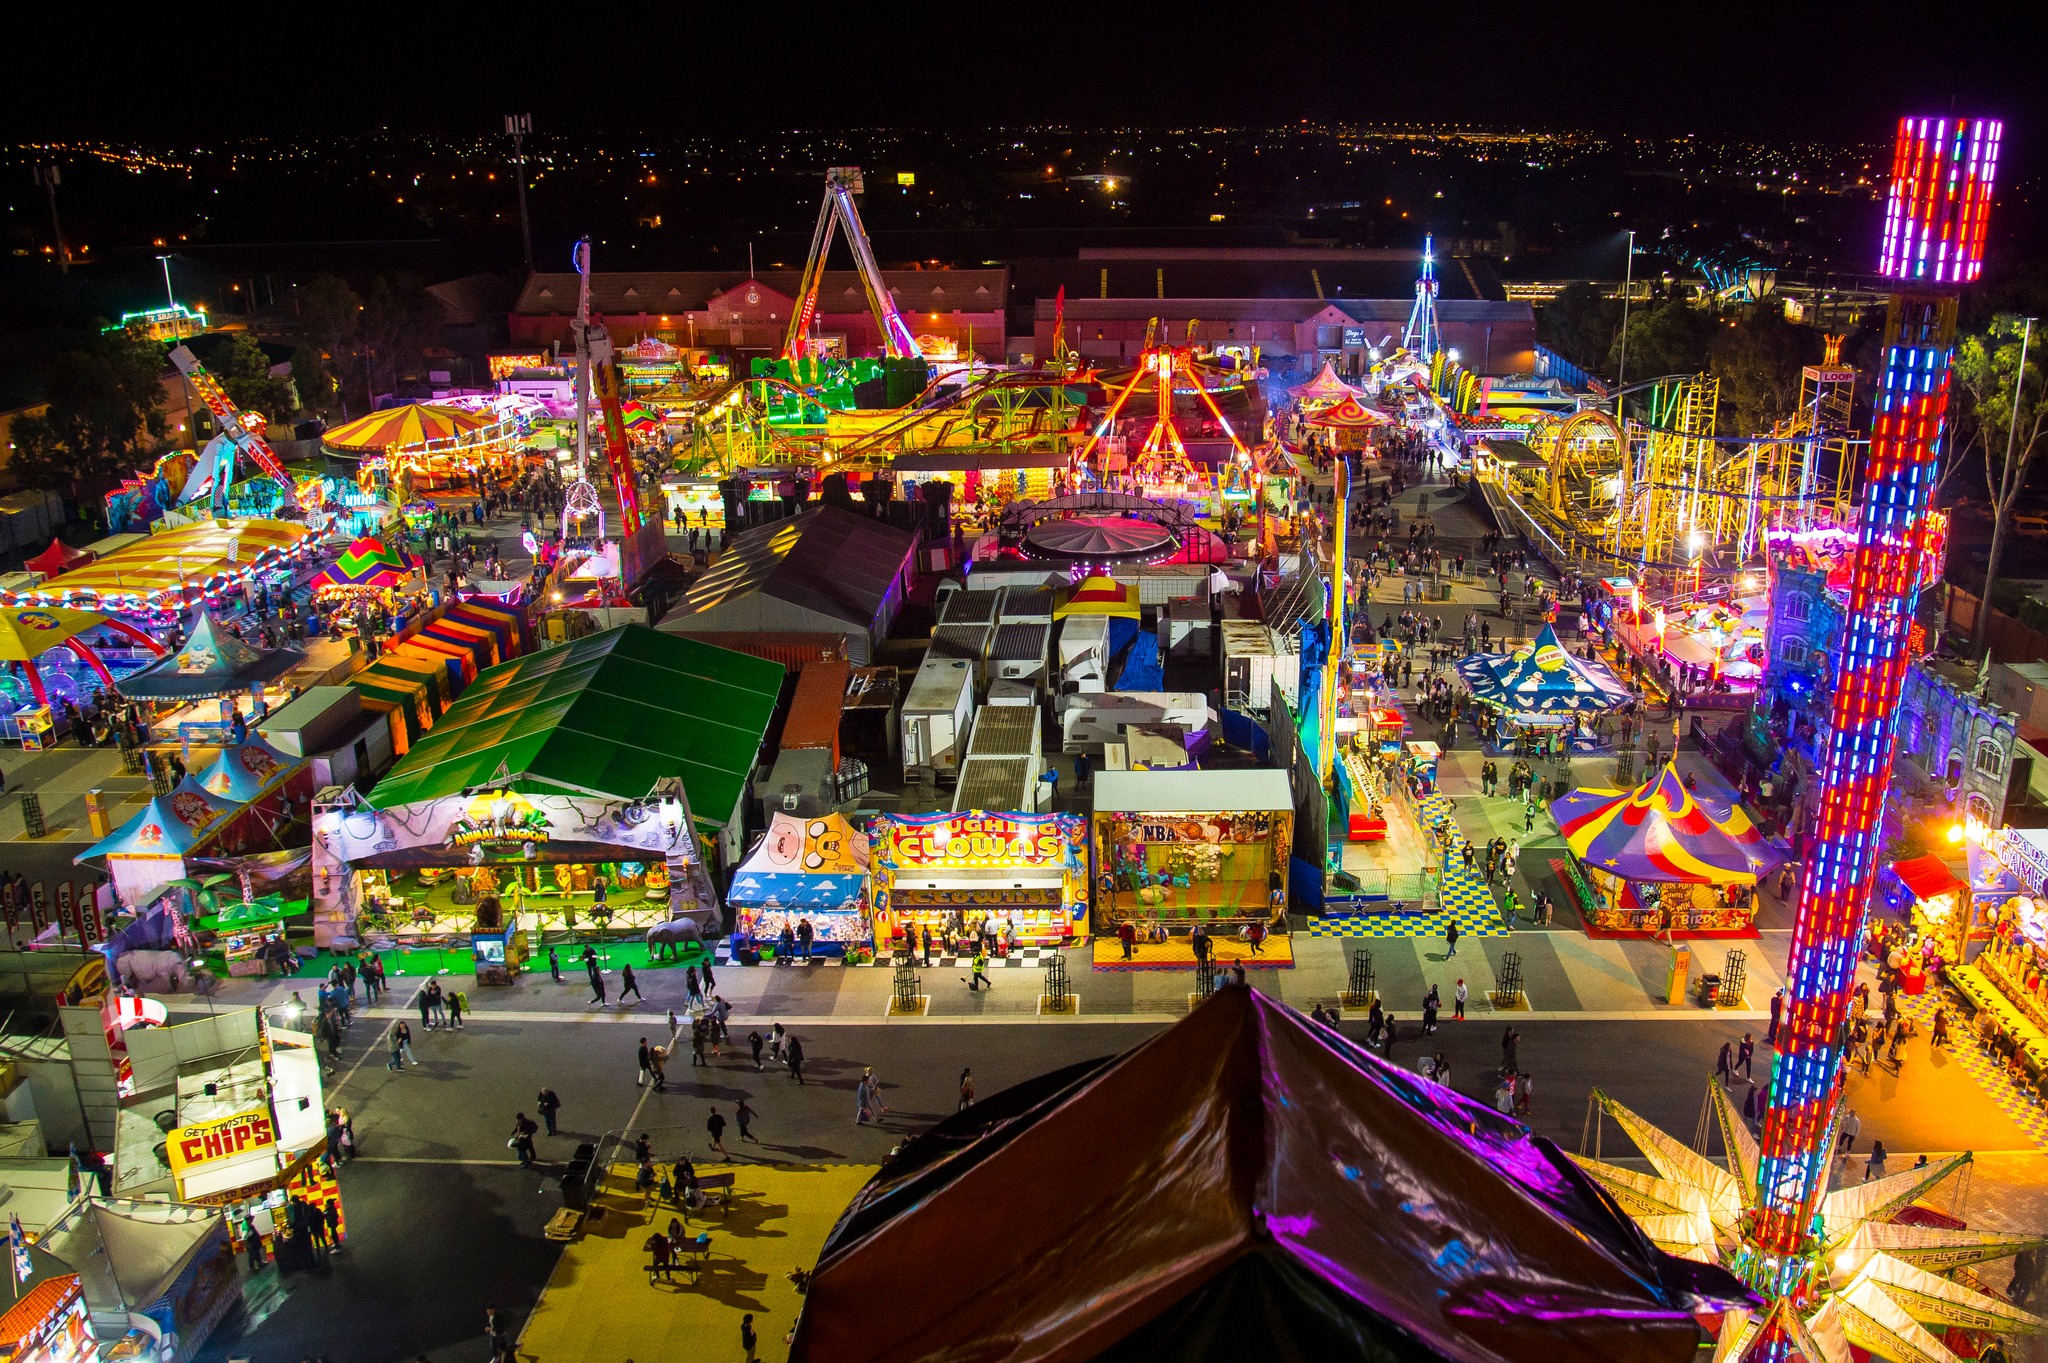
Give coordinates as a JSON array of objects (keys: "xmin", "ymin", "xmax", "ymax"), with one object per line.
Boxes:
[{"xmin": 1749, "ymin": 116, "xmax": 2000, "ymax": 1312}]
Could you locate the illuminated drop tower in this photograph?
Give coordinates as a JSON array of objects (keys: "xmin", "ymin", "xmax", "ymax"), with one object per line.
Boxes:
[
  {"xmin": 1747, "ymin": 116, "xmax": 2001, "ymax": 1343},
  {"xmin": 1403, "ymin": 235, "xmax": 1441, "ymax": 363}
]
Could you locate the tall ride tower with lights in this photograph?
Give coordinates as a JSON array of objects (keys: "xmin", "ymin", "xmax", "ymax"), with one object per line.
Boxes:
[
  {"xmin": 1403, "ymin": 235, "xmax": 1441, "ymax": 364},
  {"xmin": 1745, "ymin": 116, "xmax": 2001, "ymax": 1350}
]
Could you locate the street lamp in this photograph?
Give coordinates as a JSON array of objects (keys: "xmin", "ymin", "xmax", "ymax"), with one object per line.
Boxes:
[{"xmin": 156, "ymin": 254, "xmax": 176, "ymax": 310}]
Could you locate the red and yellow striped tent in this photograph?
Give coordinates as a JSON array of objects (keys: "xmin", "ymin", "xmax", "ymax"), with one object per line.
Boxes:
[{"xmin": 323, "ymin": 404, "xmax": 496, "ymax": 453}]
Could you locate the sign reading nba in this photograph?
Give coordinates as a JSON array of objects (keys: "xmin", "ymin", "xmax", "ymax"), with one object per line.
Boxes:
[{"xmin": 169, "ymin": 1108, "xmax": 277, "ymax": 1175}]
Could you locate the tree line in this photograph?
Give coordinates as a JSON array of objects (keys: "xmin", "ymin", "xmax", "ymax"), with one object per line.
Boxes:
[{"xmin": 5, "ymin": 273, "xmax": 444, "ymax": 505}]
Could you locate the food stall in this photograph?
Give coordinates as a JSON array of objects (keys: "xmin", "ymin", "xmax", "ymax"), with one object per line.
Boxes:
[
  {"xmin": 0, "ymin": 1261, "xmax": 92, "ymax": 1363},
  {"xmin": 1549, "ymin": 763, "xmax": 1780, "ymax": 936},
  {"xmin": 726, "ymin": 812, "xmax": 873, "ymax": 956},
  {"xmin": 869, "ymin": 810, "xmax": 1088, "ymax": 950},
  {"xmin": 1091, "ymin": 769, "xmax": 1293, "ymax": 927}
]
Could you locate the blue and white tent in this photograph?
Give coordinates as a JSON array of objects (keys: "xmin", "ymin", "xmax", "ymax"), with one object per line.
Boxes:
[{"xmin": 1454, "ymin": 624, "xmax": 1632, "ymax": 715}]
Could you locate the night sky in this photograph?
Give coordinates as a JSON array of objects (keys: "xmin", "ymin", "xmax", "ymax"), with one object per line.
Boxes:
[{"xmin": 9, "ymin": 4, "xmax": 2043, "ymax": 151}]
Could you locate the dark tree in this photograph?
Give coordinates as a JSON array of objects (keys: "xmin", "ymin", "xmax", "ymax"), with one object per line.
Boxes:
[{"xmin": 7, "ymin": 328, "xmax": 169, "ymax": 498}]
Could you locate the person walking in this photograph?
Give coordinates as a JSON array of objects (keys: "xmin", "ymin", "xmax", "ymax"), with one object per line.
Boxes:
[
  {"xmin": 741, "ymin": 1313, "xmax": 759, "ymax": 1363},
  {"xmin": 416, "ymin": 985, "xmax": 433, "ymax": 1032},
  {"xmin": 706, "ymin": 1107, "xmax": 729, "ymax": 1159},
  {"xmin": 1736, "ymin": 1033, "xmax": 1755, "ymax": 1082},
  {"xmin": 588, "ymin": 960, "xmax": 607, "ymax": 1006},
  {"xmin": 537, "ymin": 1087, "xmax": 561, "ymax": 1137},
  {"xmin": 736, "ymin": 1096, "xmax": 757, "ymax": 1143},
  {"xmin": 769, "ymin": 1022, "xmax": 786, "ymax": 1062},
  {"xmin": 968, "ymin": 946, "xmax": 994, "ymax": 991},
  {"xmin": 748, "ymin": 1029, "xmax": 765, "ymax": 1071},
  {"xmin": 1715, "ymin": 1040, "xmax": 1734, "ymax": 1086},
  {"xmin": 684, "ymin": 965, "xmax": 704, "ymax": 1013},
  {"xmin": 1445, "ymin": 921, "xmax": 1460, "ymax": 958},
  {"xmin": 786, "ymin": 1033, "xmax": 806, "ymax": 1085},
  {"xmin": 395, "ymin": 1020, "xmax": 416, "ymax": 1066},
  {"xmin": 447, "ymin": 989, "xmax": 465, "ymax": 1031},
  {"xmin": 548, "ymin": 946, "xmax": 562, "ymax": 983},
  {"xmin": 1838, "ymin": 1106, "xmax": 1861, "ymax": 1155},
  {"xmin": 621, "ymin": 964, "xmax": 643, "ymax": 1002},
  {"xmin": 1767, "ymin": 987, "xmax": 1785, "ymax": 1045},
  {"xmin": 958, "ymin": 1067, "xmax": 975, "ymax": 1109},
  {"xmin": 1421, "ymin": 986, "xmax": 1439, "ymax": 1035},
  {"xmin": 856, "ymin": 1071, "xmax": 874, "ymax": 1124},
  {"xmin": 1501, "ymin": 1026, "xmax": 1520, "ymax": 1074},
  {"xmin": 509, "ymin": 1112, "xmax": 538, "ymax": 1168},
  {"xmin": 1454, "ymin": 979, "xmax": 1467, "ymax": 1021},
  {"xmin": 1863, "ymin": 1140, "xmax": 1889, "ymax": 1183},
  {"xmin": 387, "ymin": 1027, "xmax": 405, "ymax": 1072}
]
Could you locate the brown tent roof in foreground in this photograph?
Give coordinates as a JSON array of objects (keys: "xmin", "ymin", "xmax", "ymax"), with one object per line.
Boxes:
[{"xmin": 794, "ymin": 988, "xmax": 1752, "ymax": 1363}]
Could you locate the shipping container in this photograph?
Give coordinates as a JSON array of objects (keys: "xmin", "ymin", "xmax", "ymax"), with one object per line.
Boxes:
[
  {"xmin": 987, "ymin": 679, "xmax": 1039, "ymax": 707},
  {"xmin": 999, "ymin": 586, "xmax": 1056, "ymax": 622},
  {"xmin": 1158, "ymin": 598, "xmax": 1214, "ymax": 661},
  {"xmin": 258, "ymin": 686, "xmax": 363, "ymax": 758},
  {"xmin": 966, "ymin": 703, "xmax": 1042, "ymax": 766},
  {"xmin": 990, "ymin": 621, "xmax": 1050, "ymax": 684},
  {"xmin": 952, "ymin": 754, "xmax": 1039, "ymax": 813},
  {"xmin": 928, "ymin": 624, "xmax": 993, "ymax": 669},
  {"xmin": 936, "ymin": 586, "xmax": 1004, "ymax": 629},
  {"xmin": 1056, "ymin": 614, "xmax": 1112, "ymax": 667},
  {"xmin": 1060, "ymin": 692, "xmax": 1215, "ymax": 755},
  {"xmin": 901, "ymin": 657, "xmax": 976, "ymax": 783},
  {"xmin": 1114, "ymin": 564, "xmax": 1213, "ymax": 606},
  {"xmin": 667, "ymin": 631, "xmax": 850, "ymax": 673},
  {"xmin": 1221, "ymin": 622, "xmax": 1297, "ymax": 714},
  {"xmin": 961, "ymin": 566, "xmax": 1065, "ymax": 593},
  {"xmin": 782, "ymin": 659, "xmax": 852, "ymax": 767}
]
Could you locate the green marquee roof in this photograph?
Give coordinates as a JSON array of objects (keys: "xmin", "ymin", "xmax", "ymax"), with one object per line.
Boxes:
[{"xmin": 366, "ymin": 624, "xmax": 781, "ymax": 832}]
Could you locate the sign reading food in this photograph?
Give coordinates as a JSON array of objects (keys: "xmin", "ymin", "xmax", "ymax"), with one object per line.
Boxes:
[{"xmin": 168, "ymin": 1108, "xmax": 277, "ymax": 1175}]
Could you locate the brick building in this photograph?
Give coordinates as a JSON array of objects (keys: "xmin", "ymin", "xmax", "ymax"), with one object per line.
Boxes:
[
  {"xmin": 509, "ymin": 269, "xmax": 1008, "ymax": 362},
  {"xmin": 1018, "ymin": 248, "xmax": 1535, "ymax": 376}
]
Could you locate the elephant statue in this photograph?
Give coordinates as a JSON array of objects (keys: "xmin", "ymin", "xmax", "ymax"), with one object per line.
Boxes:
[
  {"xmin": 645, "ymin": 916, "xmax": 708, "ymax": 962},
  {"xmin": 116, "ymin": 949, "xmax": 191, "ymax": 993}
]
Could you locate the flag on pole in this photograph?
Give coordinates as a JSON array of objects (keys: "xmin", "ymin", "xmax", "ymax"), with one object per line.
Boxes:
[{"xmin": 8, "ymin": 1212, "xmax": 31, "ymax": 1284}]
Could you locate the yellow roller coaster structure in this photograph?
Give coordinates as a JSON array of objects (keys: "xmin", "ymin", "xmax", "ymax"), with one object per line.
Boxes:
[{"xmin": 1508, "ymin": 364, "xmax": 1856, "ymax": 574}]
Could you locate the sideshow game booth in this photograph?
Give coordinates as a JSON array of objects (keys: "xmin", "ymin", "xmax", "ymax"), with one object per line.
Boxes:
[
  {"xmin": 311, "ymin": 626, "xmax": 777, "ymax": 969},
  {"xmin": 868, "ymin": 810, "xmax": 1089, "ymax": 952},
  {"xmin": 1090, "ymin": 769, "xmax": 1294, "ymax": 967},
  {"xmin": 1547, "ymin": 762, "xmax": 1781, "ymax": 940},
  {"xmin": 1942, "ymin": 827, "xmax": 2048, "ymax": 1080},
  {"xmin": 727, "ymin": 812, "xmax": 874, "ymax": 959}
]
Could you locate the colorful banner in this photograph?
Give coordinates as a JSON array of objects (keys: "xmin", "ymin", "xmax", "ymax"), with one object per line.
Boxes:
[
  {"xmin": 873, "ymin": 810, "xmax": 1083, "ymax": 870},
  {"xmin": 168, "ymin": 1108, "xmax": 277, "ymax": 1177}
]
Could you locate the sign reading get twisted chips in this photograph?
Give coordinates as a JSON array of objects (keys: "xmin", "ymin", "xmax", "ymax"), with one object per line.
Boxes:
[{"xmin": 168, "ymin": 1108, "xmax": 277, "ymax": 1176}]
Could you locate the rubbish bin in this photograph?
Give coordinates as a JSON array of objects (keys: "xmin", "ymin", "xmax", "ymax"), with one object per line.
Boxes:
[{"xmin": 1699, "ymin": 973, "xmax": 1721, "ymax": 1007}]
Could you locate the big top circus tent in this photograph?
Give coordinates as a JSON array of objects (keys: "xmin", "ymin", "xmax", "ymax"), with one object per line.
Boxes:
[
  {"xmin": 1053, "ymin": 574, "xmax": 1140, "ymax": 620},
  {"xmin": 1549, "ymin": 762, "xmax": 1786, "ymax": 935},
  {"xmin": 311, "ymin": 536, "xmax": 420, "ymax": 597},
  {"xmin": 1305, "ymin": 393, "xmax": 1394, "ymax": 429},
  {"xmin": 1287, "ymin": 360, "xmax": 1364, "ymax": 403},
  {"xmin": 1456, "ymin": 624, "xmax": 1633, "ymax": 718},
  {"xmin": 322, "ymin": 403, "xmax": 499, "ymax": 454},
  {"xmin": 1551, "ymin": 763, "xmax": 1780, "ymax": 886}
]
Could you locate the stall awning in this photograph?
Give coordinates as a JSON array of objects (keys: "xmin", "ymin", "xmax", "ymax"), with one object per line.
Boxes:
[{"xmin": 1893, "ymin": 855, "xmax": 1967, "ymax": 902}]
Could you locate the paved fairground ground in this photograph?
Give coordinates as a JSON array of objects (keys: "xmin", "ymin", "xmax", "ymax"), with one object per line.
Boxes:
[{"xmin": 7, "ymin": 477, "xmax": 2043, "ymax": 1363}]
